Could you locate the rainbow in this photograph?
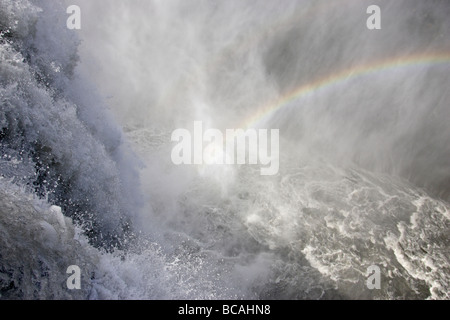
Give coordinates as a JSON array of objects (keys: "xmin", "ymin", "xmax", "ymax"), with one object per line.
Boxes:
[{"xmin": 241, "ymin": 52, "xmax": 450, "ymax": 129}]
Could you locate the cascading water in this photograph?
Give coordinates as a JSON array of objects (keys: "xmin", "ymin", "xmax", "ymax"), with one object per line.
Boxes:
[{"xmin": 0, "ymin": 0, "xmax": 449, "ymax": 300}]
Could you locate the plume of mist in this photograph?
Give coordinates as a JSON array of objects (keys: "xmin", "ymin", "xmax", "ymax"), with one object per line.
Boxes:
[{"xmin": 73, "ymin": 0, "xmax": 450, "ymax": 199}]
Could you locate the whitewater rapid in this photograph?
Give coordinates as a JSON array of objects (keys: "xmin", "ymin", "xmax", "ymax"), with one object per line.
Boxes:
[
  {"xmin": 1, "ymin": 0, "xmax": 449, "ymax": 299},
  {"xmin": 125, "ymin": 127, "xmax": 450, "ymax": 299}
]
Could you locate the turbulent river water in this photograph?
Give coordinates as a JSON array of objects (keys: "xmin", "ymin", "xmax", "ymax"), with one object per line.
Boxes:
[{"xmin": 0, "ymin": 0, "xmax": 449, "ymax": 299}]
